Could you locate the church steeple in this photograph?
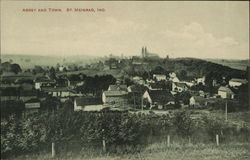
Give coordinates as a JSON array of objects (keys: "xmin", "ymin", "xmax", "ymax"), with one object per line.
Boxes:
[
  {"xmin": 145, "ymin": 46, "xmax": 147, "ymax": 57},
  {"xmin": 142, "ymin": 47, "xmax": 145, "ymax": 57}
]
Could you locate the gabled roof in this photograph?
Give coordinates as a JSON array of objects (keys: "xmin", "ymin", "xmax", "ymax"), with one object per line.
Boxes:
[
  {"xmin": 41, "ymin": 87, "xmax": 74, "ymax": 92},
  {"xmin": 0, "ymin": 84, "xmax": 20, "ymax": 88},
  {"xmin": 153, "ymin": 74, "xmax": 166, "ymax": 77},
  {"xmin": 75, "ymin": 97, "xmax": 102, "ymax": 106},
  {"xmin": 218, "ymin": 86, "xmax": 235, "ymax": 94},
  {"xmin": 25, "ymin": 98, "xmax": 40, "ymax": 103},
  {"xmin": 147, "ymin": 90, "xmax": 174, "ymax": 104},
  {"xmin": 191, "ymin": 96, "xmax": 207, "ymax": 104},
  {"xmin": 229, "ymin": 78, "xmax": 248, "ymax": 84},
  {"xmin": 132, "ymin": 76, "xmax": 143, "ymax": 80},
  {"xmin": 83, "ymin": 105, "xmax": 107, "ymax": 111},
  {"xmin": 149, "ymin": 83, "xmax": 163, "ymax": 89},
  {"xmin": 25, "ymin": 100, "xmax": 40, "ymax": 109},
  {"xmin": 174, "ymin": 82, "xmax": 188, "ymax": 88},
  {"xmin": 0, "ymin": 87, "xmax": 20, "ymax": 96},
  {"xmin": 20, "ymin": 90, "xmax": 37, "ymax": 96},
  {"xmin": 128, "ymin": 85, "xmax": 147, "ymax": 93},
  {"xmin": 108, "ymin": 85, "xmax": 127, "ymax": 91},
  {"xmin": 21, "ymin": 83, "xmax": 34, "ymax": 90},
  {"xmin": 103, "ymin": 90, "xmax": 128, "ymax": 97},
  {"xmin": 35, "ymin": 78, "xmax": 55, "ymax": 83}
]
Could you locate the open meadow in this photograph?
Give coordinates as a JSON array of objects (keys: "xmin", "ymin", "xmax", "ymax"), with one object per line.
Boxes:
[{"xmin": 6, "ymin": 142, "xmax": 250, "ymax": 160}]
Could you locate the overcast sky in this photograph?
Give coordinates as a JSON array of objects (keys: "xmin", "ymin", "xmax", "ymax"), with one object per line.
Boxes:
[{"xmin": 1, "ymin": 1, "xmax": 249, "ymax": 59}]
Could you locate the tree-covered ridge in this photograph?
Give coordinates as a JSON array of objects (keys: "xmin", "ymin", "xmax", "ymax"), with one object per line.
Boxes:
[{"xmin": 122, "ymin": 57, "xmax": 247, "ymax": 82}]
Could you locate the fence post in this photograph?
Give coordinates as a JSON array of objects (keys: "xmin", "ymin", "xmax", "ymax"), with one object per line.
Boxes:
[
  {"xmin": 216, "ymin": 134, "xmax": 219, "ymax": 146},
  {"xmin": 102, "ymin": 129, "xmax": 106, "ymax": 152},
  {"xmin": 167, "ymin": 135, "xmax": 170, "ymax": 147},
  {"xmin": 52, "ymin": 142, "xmax": 56, "ymax": 158},
  {"xmin": 102, "ymin": 139, "xmax": 106, "ymax": 152},
  {"xmin": 225, "ymin": 100, "xmax": 228, "ymax": 122}
]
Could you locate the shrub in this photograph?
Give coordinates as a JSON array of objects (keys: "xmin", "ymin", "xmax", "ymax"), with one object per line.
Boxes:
[{"xmin": 173, "ymin": 111, "xmax": 195, "ymax": 139}]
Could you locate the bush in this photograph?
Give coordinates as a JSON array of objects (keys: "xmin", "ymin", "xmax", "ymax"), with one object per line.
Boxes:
[
  {"xmin": 1, "ymin": 109, "xmax": 249, "ymax": 158},
  {"xmin": 1, "ymin": 116, "xmax": 22, "ymax": 157},
  {"xmin": 173, "ymin": 111, "xmax": 195, "ymax": 139}
]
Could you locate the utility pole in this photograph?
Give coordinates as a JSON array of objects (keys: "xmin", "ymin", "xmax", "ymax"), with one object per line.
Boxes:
[
  {"xmin": 133, "ymin": 92, "xmax": 135, "ymax": 108},
  {"xmin": 52, "ymin": 109, "xmax": 56, "ymax": 158},
  {"xmin": 141, "ymin": 96, "xmax": 143, "ymax": 111},
  {"xmin": 225, "ymin": 100, "xmax": 228, "ymax": 122},
  {"xmin": 102, "ymin": 129, "xmax": 106, "ymax": 152}
]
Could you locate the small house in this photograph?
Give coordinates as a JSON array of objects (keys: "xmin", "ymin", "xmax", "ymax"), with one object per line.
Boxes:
[
  {"xmin": 34, "ymin": 78, "xmax": 56, "ymax": 90},
  {"xmin": 153, "ymin": 74, "xmax": 167, "ymax": 81},
  {"xmin": 24, "ymin": 98, "xmax": 41, "ymax": 115},
  {"xmin": 132, "ymin": 76, "xmax": 145, "ymax": 85},
  {"xmin": 108, "ymin": 84, "xmax": 128, "ymax": 92},
  {"xmin": 102, "ymin": 90, "xmax": 128, "ymax": 106},
  {"xmin": 169, "ymin": 72, "xmax": 177, "ymax": 78},
  {"xmin": 195, "ymin": 76, "xmax": 205, "ymax": 85},
  {"xmin": 229, "ymin": 78, "xmax": 248, "ymax": 87},
  {"xmin": 172, "ymin": 82, "xmax": 188, "ymax": 92},
  {"xmin": 199, "ymin": 90, "xmax": 209, "ymax": 98},
  {"xmin": 41, "ymin": 87, "xmax": 75, "ymax": 99},
  {"xmin": 189, "ymin": 96, "xmax": 208, "ymax": 108},
  {"xmin": 171, "ymin": 77, "xmax": 180, "ymax": 83},
  {"xmin": 148, "ymin": 83, "xmax": 164, "ymax": 90},
  {"xmin": 218, "ymin": 86, "xmax": 235, "ymax": 99},
  {"xmin": 182, "ymin": 81, "xmax": 195, "ymax": 87},
  {"xmin": 74, "ymin": 97, "xmax": 102, "ymax": 111},
  {"xmin": 142, "ymin": 90, "xmax": 175, "ymax": 109},
  {"xmin": 127, "ymin": 84, "xmax": 147, "ymax": 93}
]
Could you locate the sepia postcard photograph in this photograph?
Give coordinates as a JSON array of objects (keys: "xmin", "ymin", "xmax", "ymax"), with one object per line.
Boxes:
[{"xmin": 0, "ymin": 0, "xmax": 249, "ymax": 160}]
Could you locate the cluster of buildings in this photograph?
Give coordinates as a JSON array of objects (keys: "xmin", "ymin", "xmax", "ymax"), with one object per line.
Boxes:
[
  {"xmin": 97, "ymin": 73, "xmax": 248, "ymax": 110},
  {"xmin": 0, "ymin": 74, "xmax": 86, "ymax": 115},
  {"xmin": 0, "ymin": 62, "xmax": 248, "ymax": 114}
]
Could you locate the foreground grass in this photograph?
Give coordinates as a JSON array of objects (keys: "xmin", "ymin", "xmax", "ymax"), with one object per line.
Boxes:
[{"xmin": 6, "ymin": 142, "xmax": 250, "ymax": 160}]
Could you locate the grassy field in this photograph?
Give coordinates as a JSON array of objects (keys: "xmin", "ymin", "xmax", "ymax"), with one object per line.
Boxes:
[{"xmin": 7, "ymin": 142, "xmax": 250, "ymax": 160}]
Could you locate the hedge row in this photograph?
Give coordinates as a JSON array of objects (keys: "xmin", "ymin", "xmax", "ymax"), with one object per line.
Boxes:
[{"xmin": 1, "ymin": 109, "xmax": 249, "ymax": 158}]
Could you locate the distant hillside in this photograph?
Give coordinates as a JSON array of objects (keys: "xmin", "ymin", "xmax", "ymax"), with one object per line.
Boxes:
[
  {"xmin": 170, "ymin": 58, "xmax": 247, "ymax": 78},
  {"xmin": 121, "ymin": 57, "xmax": 247, "ymax": 82},
  {"xmin": 0, "ymin": 54, "xmax": 100, "ymax": 69},
  {"xmin": 206, "ymin": 59, "xmax": 249, "ymax": 71},
  {"xmin": 1, "ymin": 54, "xmax": 247, "ymax": 82}
]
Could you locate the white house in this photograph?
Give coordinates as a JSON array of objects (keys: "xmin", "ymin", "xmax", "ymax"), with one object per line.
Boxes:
[
  {"xmin": 24, "ymin": 99, "xmax": 41, "ymax": 115},
  {"xmin": 189, "ymin": 96, "xmax": 208, "ymax": 107},
  {"xmin": 218, "ymin": 86, "xmax": 235, "ymax": 99},
  {"xmin": 229, "ymin": 78, "xmax": 248, "ymax": 87},
  {"xmin": 172, "ymin": 82, "xmax": 188, "ymax": 92},
  {"xmin": 169, "ymin": 72, "xmax": 177, "ymax": 78},
  {"xmin": 196, "ymin": 76, "xmax": 205, "ymax": 85},
  {"xmin": 153, "ymin": 74, "xmax": 166, "ymax": 81},
  {"xmin": 132, "ymin": 76, "xmax": 145, "ymax": 85},
  {"xmin": 183, "ymin": 81, "xmax": 195, "ymax": 87},
  {"xmin": 34, "ymin": 79, "xmax": 56, "ymax": 90},
  {"xmin": 102, "ymin": 90, "xmax": 128, "ymax": 105},
  {"xmin": 142, "ymin": 90, "xmax": 175, "ymax": 109},
  {"xmin": 171, "ymin": 77, "xmax": 180, "ymax": 83},
  {"xmin": 108, "ymin": 84, "xmax": 128, "ymax": 92}
]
